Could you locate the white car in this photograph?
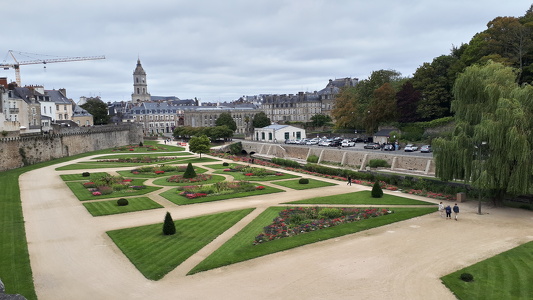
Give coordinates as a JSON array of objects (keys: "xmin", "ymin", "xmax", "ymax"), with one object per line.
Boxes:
[
  {"xmin": 341, "ymin": 140, "xmax": 355, "ymax": 147},
  {"xmin": 404, "ymin": 144, "xmax": 418, "ymax": 152}
]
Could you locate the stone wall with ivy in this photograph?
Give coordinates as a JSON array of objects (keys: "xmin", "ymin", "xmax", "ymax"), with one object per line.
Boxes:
[{"xmin": 0, "ymin": 124, "xmax": 143, "ymax": 172}]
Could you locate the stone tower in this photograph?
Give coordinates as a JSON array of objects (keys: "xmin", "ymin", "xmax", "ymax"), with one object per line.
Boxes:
[{"xmin": 131, "ymin": 58, "xmax": 151, "ymax": 103}]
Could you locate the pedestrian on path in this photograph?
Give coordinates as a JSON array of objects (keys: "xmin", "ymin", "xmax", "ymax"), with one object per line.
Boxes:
[
  {"xmin": 453, "ymin": 203, "xmax": 460, "ymax": 221},
  {"xmin": 445, "ymin": 205, "xmax": 452, "ymax": 219},
  {"xmin": 347, "ymin": 176, "xmax": 352, "ymax": 186},
  {"xmin": 438, "ymin": 202, "xmax": 444, "ymax": 217}
]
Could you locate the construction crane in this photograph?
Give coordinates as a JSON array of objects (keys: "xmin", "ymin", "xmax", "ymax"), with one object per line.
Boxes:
[{"xmin": 0, "ymin": 50, "xmax": 105, "ymax": 86}]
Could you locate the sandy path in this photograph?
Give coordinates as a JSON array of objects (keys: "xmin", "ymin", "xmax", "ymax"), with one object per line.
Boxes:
[{"xmin": 19, "ymin": 150, "xmax": 533, "ymax": 300}]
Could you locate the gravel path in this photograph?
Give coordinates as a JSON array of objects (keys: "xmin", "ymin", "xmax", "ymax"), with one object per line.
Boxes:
[{"xmin": 19, "ymin": 148, "xmax": 533, "ymax": 300}]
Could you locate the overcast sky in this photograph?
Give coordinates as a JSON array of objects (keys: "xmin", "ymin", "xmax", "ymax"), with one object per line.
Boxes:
[{"xmin": 1, "ymin": 0, "xmax": 531, "ymax": 103}]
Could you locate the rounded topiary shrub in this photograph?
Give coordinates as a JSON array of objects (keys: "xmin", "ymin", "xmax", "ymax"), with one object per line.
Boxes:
[
  {"xmin": 299, "ymin": 178, "xmax": 310, "ymax": 184},
  {"xmin": 460, "ymin": 273, "xmax": 474, "ymax": 282},
  {"xmin": 371, "ymin": 181, "xmax": 383, "ymax": 198},
  {"xmin": 139, "ymin": 141, "xmax": 144, "ymax": 147},
  {"xmin": 82, "ymin": 172, "xmax": 91, "ymax": 177},
  {"xmin": 117, "ymin": 198, "xmax": 129, "ymax": 206},
  {"xmin": 222, "ymin": 162, "xmax": 229, "ymax": 166}
]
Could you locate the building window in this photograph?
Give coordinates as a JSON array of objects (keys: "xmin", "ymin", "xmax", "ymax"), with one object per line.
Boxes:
[
  {"xmin": 268, "ymin": 133, "xmax": 273, "ymax": 140},
  {"xmin": 261, "ymin": 132, "xmax": 265, "ymax": 140}
]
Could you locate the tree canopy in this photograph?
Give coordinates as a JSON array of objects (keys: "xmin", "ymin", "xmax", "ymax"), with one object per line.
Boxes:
[
  {"xmin": 215, "ymin": 112, "xmax": 237, "ymax": 131},
  {"xmin": 252, "ymin": 111, "xmax": 271, "ymax": 128},
  {"xmin": 188, "ymin": 135, "xmax": 211, "ymax": 158},
  {"xmin": 433, "ymin": 61, "xmax": 533, "ymax": 203},
  {"xmin": 310, "ymin": 114, "xmax": 332, "ymax": 127},
  {"xmin": 80, "ymin": 98, "xmax": 109, "ymax": 125}
]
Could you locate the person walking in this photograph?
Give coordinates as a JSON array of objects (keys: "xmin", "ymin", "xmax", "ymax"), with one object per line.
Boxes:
[
  {"xmin": 347, "ymin": 176, "xmax": 352, "ymax": 186},
  {"xmin": 445, "ymin": 205, "xmax": 452, "ymax": 220},
  {"xmin": 453, "ymin": 203, "xmax": 460, "ymax": 221},
  {"xmin": 438, "ymin": 202, "xmax": 444, "ymax": 218}
]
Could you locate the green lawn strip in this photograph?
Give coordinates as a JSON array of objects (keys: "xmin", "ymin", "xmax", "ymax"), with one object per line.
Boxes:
[
  {"xmin": 56, "ymin": 162, "xmax": 147, "ymax": 170},
  {"xmin": 152, "ymin": 174, "xmax": 226, "ymax": 187},
  {"xmin": 271, "ymin": 178, "xmax": 337, "ymax": 190},
  {"xmin": 66, "ymin": 179, "xmax": 161, "ymax": 201},
  {"xmin": 83, "ymin": 197, "xmax": 164, "ymax": 216},
  {"xmin": 189, "ymin": 206, "xmax": 435, "ymax": 275},
  {"xmin": 160, "ymin": 185, "xmax": 284, "ymax": 205},
  {"xmin": 214, "ymin": 170, "xmax": 300, "ymax": 181},
  {"xmin": 108, "ymin": 141, "xmax": 185, "ymax": 153},
  {"xmin": 94, "ymin": 153, "xmax": 191, "ymax": 160},
  {"xmin": 0, "ymin": 147, "xmax": 119, "ymax": 300},
  {"xmin": 178, "ymin": 157, "xmax": 220, "ymax": 163},
  {"xmin": 60, "ymin": 172, "xmax": 110, "ymax": 181},
  {"xmin": 285, "ymin": 190, "xmax": 435, "ymax": 205},
  {"xmin": 206, "ymin": 163, "xmax": 248, "ymax": 170},
  {"xmin": 116, "ymin": 166, "xmax": 209, "ymax": 179},
  {"xmin": 441, "ymin": 241, "xmax": 533, "ymax": 300},
  {"xmin": 107, "ymin": 208, "xmax": 255, "ymax": 280}
]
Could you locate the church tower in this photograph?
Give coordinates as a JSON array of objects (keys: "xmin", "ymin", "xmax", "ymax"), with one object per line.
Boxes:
[{"xmin": 131, "ymin": 59, "xmax": 151, "ymax": 103}]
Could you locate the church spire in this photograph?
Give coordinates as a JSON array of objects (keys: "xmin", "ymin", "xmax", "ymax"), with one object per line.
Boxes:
[{"xmin": 131, "ymin": 58, "xmax": 150, "ymax": 103}]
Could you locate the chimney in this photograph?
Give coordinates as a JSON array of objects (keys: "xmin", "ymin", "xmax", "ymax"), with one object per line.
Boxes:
[
  {"xmin": 59, "ymin": 88, "xmax": 67, "ymax": 97},
  {"xmin": 0, "ymin": 77, "xmax": 7, "ymax": 88}
]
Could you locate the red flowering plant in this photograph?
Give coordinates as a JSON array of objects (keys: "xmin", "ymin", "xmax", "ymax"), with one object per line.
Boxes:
[{"xmin": 167, "ymin": 174, "xmax": 212, "ymax": 183}]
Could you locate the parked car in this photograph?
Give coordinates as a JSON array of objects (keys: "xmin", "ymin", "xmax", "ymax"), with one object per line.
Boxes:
[
  {"xmin": 319, "ymin": 140, "xmax": 331, "ymax": 147},
  {"xmin": 420, "ymin": 145, "xmax": 432, "ymax": 153},
  {"xmin": 383, "ymin": 144, "xmax": 395, "ymax": 151},
  {"xmin": 329, "ymin": 140, "xmax": 342, "ymax": 147},
  {"xmin": 306, "ymin": 139, "xmax": 319, "ymax": 145},
  {"xmin": 404, "ymin": 144, "xmax": 418, "ymax": 152},
  {"xmin": 364, "ymin": 143, "xmax": 380, "ymax": 149},
  {"xmin": 341, "ymin": 140, "xmax": 355, "ymax": 147}
]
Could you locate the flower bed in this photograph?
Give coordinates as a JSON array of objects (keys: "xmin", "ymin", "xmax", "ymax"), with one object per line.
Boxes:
[
  {"xmin": 83, "ymin": 174, "xmax": 146, "ymax": 196},
  {"xmin": 176, "ymin": 180, "xmax": 264, "ymax": 199},
  {"xmin": 224, "ymin": 165, "xmax": 284, "ymax": 178},
  {"xmin": 167, "ymin": 173, "xmax": 212, "ymax": 183},
  {"xmin": 253, "ymin": 207, "xmax": 392, "ymax": 245},
  {"xmin": 112, "ymin": 145, "xmax": 165, "ymax": 152},
  {"xmin": 97, "ymin": 156, "xmax": 179, "ymax": 164}
]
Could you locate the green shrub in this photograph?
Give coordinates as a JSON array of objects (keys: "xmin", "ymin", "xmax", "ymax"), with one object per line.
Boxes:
[
  {"xmin": 98, "ymin": 186, "xmax": 114, "ymax": 195},
  {"xmin": 183, "ymin": 163, "xmax": 197, "ymax": 178},
  {"xmin": 272, "ymin": 157, "xmax": 300, "ymax": 168},
  {"xmin": 139, "ymin": 141, "xmax": 144, "ymax": 147},
  {"xmin": 371, "ymin": 181, "xmax": 383, "ymax": 198},
  {"xmin": 368, "ymin": 159, "xmax": 389, "ymax": 168},
  {"xmin": 307, "ymin": 155, "xmax": 319, "ymax": 163},
  {"xmin": 318, "ymin": 207, "xmax": 343, "ymax": 219},
  {"xmin": 229, "ymin": 142, "xmax": 242, "ymax": 155},
  {"xmin": 460, "ymin": 273, "xmax": 474, "ymax": 282},
  {"xmin": 162, "ymin": 212, "xmax": 176, "ymax": 235},
  {"xmin": 222, "ymin": 162, "xmax": 229, "ymax": 166},
  {"xmin": 117, "ymin": 198, "xmax": 129, "ymax": 206},
  {"xmin": 82, "ymin": 172, "xmax": 90, "ymax": 177},
  {"xmin": 299, "ymin": 178, "xmax": 309, "ymax": 184}
]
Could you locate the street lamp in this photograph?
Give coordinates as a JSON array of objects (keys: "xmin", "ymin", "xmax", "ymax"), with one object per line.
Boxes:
[{"xmin": 475, "ymin": 141, "xmax": 487, "ymax": 215}]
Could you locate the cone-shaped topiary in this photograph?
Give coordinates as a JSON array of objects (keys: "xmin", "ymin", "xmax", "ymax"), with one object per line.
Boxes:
[
  {"xmin": 163, "ymin": 212, "xmax": 176, "ymax": 235},
  {"xmin": 183, "ymin": 162, "xmax": 197, "ymax": 178},
  {"xmin": 371, "ymin": 181, "xmax": 383, "ymax": 198}
]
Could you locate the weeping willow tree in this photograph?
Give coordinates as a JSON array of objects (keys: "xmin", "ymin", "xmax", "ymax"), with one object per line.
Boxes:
[{"xmin": 433, "ymin": 61, "xmax": 533, "ymax": 204}]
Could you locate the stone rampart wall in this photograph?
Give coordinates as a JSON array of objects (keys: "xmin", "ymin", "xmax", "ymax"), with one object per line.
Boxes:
[{"xmin": 0, "ymin": 124, "xmax": 143, "ymax": 172}]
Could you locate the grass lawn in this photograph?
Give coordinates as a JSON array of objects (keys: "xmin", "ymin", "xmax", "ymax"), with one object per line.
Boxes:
[
  {"xmin": 152, "ymin": 174, "xmax": 226, "ymax": 186},
  {"xmin": 177, "ymin": 157, "xmax": 220, "ymax": 163},
  {"xmin": 66, "ymin": 179, "xmax": 162, "ymax": 201},
  {"xmin": 59, "ymin": 172, "xmax": 110, "ymax": 181},
  {"xmin": 107, "ymin": 208, "xmax": 255, "ymax": 280},
  {"xmin": 441, "ymin": 240, "xmax": 533, "ymax": 300},
  {"xmin": 160, "ymin": 185, "xmax": 285, "ymax": 205},
  {"xmin": 188, "ymin": 206, "xmax": 435, "ymax": 275},
  {"xmin": 108, "ymin": 141, "xmax": 185, "ymax": 153},
  {"xmin": 93, "ymin": 153, "xmax": 191, "ymax": 160},
  {"xmin": 214, "ymin": 170, "xmax": 300, "ymax": 181},
  {"xmin": 55, "ymin": 162, "xmax": 149, "ymax": 170},
  {"xmin": 271, "ymin": 178, "xmax": 337, "ymax": 190},
  {"xmin": 83, "ymin": 197, "xmax": 164, "ymax": 216},
  {"xmin": 117, "ymin": 166, "xmax": 209, "ymax": 178},
  {"xmin": 205, "ymin": 163, "xmax": 247, "ymax": 170},
  {"xmin": 285, "ymin": 190, "xmax": 435, "ymax": 205}
]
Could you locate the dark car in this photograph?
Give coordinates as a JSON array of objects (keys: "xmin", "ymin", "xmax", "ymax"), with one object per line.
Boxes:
[
  {"xmin": 420, "ymin": 145, "xmax": 432, "ymax": 153},
  {"xmin": 364, "ymin": 143, "xmax": 380, "ymax": 149},
  {"xmin": 383, "ymin": 144, "xmax": 395, "ymax": 151},
  {"xmin": 329, "ymin": 140, "xmax": 342, "ymax": 147}
]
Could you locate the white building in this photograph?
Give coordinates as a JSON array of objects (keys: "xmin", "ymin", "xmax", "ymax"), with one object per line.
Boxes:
[{"xmin": 254, "ymin": 124, "xmax": 306, "ymax": 143}]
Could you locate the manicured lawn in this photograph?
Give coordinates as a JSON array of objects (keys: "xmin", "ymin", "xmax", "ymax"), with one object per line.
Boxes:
[
  {"xmin": 93, "ymin": 153, "xmax": 191, "ymax": 160},
  {"xmin": 108, "ymin": 141, "xmax": 185, "ymax": 153},
  {"xmin": 177, "ymin": 157, "xmax": 220, "ymax": 163},
  {"xmin": 286, "ymin": 190, "xmax": 435, "ymax": 205},
  {"xmin": 441, "ymin": 241, "xmax": 533, "ymax": 300},
  {"xmin": 83, "ymin": 197, "xmax": 164, "ymax": 216},
  {"xmin": 66, "ymin": 179, "xmax": 162, "ymax": 201},
  {"xmin": 215, "ymin": 170, "xmax": 300, "ymax": 181},
  {"xmin": 117, "ymin": 166, "xmax": 209, "ymax": 178},
  {"xmin": 160, "ymin": 185, "xmax": 285, "ymax": 205},
  {"xmin": 188, "ymin": 206, "xmax": 436, "ymax": 275},
  {"xmin": 60, "ymin": 172, "xmax": 110, "ymax": 181},
  {"xmin": 56, "ymin": 162, "xmax": 148, "ymax": 170},
  {"xmin": 152, "ymin": 174, "xmax": 226, "ymax": 186},
  {"xmin": 271, "ymin": 178, "xmax": 337, "ymax": 190},
  {"xmin": 205, "ymin": 163, "xmax": 247, "ymax": 170},
  {"xmin": 107, "ymin": 208, "xmax": 255, "ymax": 280}
]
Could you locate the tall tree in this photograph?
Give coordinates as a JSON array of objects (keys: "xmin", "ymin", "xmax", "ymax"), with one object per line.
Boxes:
[
  {"xmin": 80, "ymin": 98, "xmax": 109, "ymax": 125},
  {"xmin": 215, "ymin": 112, "xmax": 237, "ymax": 131},
  {"xmin": 252, "ymin": 112, "xmax": 271, "ymax": 128},
  {"xmin": 188, "ymin": 135, "xmax": 211, "ymax": 158},
  {"xmin": 310, "ymin": 114, "xmax": 332, "ymax": 127},
  {"xmin": 332, "ymin": 87, "xmax": 360, "ymax": 129},
  {"xmin": 367, "ymin": 83, "xmax": 397, "ymax": 130},
  {"xmin": 433, "ymin": 61, "xmax": 533, "ymax": 204},
  {"xmin": 396, "ymin": 81, "xmax": 421, "ymax": 123}
]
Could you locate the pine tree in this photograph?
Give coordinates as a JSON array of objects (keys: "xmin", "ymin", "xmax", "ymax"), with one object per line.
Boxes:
[
  {"xmin": 371, "ymin": 181, "xmax": 383, "ymax": 198},
  {"xmin": 183, "ymin": 162, "xmax": 197, "ymax": 179},
  {"xmin": 163, "ymin": 212, "xmax": 176, "ymax": 235}
]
